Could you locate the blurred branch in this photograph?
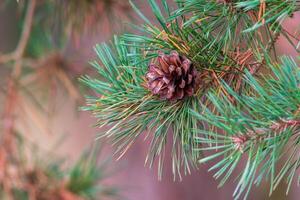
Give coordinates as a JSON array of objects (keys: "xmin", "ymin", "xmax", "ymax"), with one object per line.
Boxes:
[
  {"xmin": 281, "ymin": 27, "xmax": 300, "ymax": 53},
  {"xmin": 12, "ymin": 0, "xmax": 36, "ymax": 78},
  {"xmin": 0, "ymin": 0, "xmax": 36, "ymax": 70},
  {"xmin": 0, "ymin": 53, "xmax": 14, "ymax": 64},
  {"xmin": 2, "ymin": 0, "xmax": 36, "ymax": 137}
]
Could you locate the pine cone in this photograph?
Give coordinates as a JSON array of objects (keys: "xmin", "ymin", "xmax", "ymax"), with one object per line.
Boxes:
[{"xmin": 146, "ymin": 51, "xmax": 199, "ymax": 101}]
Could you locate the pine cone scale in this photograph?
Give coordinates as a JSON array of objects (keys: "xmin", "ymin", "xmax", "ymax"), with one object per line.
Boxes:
[{"xmin": 158, "ymin": 54, "xmax": 170, "ymax": 73}]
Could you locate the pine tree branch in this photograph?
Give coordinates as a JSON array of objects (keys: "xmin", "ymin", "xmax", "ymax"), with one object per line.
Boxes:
[
  {"xmin": 3, "ymin": 0, "xmax": 36, "ymax": 137},
  {"xmin": 0, "ymin": 0, "xmax": 36, "ymax": 68},
  {"xmin": 192, "ymin": 57, "xmax": 300, "ymax": 199},
  {"xmin": 0, "ymin": 53, "xmax": 14, "ymax": 64},
  {"xmin": 83, "ymin": 0, "xmax": 300, "ymax": 197},
  {"xmin": 0, "ymin": 3, "xmax": 36, "ymax": 198},
  {"xmin": 232, "ymin": 118, "xmax": 300, "ymax": 152},
  {"xmin": 1, "ymin": 2, "xmax": 36, "ymax": 197},
  {"xmin": 12, "ymin": 0, "xmax": 36, "ymax": 78}
]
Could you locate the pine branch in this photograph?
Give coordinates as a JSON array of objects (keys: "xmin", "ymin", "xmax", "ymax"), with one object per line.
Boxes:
[
  {"xmin": 174, "ymin": 0, "xmax": 300, "ymax": 53},
  {"xmin": 235, "ymin": 0, "xmax": 300, "ymax": 32},
  {"xmin": 82, "ymin": 36, "xmax": 202, "ymax": 179},
  {"xmin": 125, "ymin": 0, "xmax": 268, "ymax": 96},
  {"xmin": 2, "ymin": 0, "xmax": 36, "ymax": 144},
  {"xmin": 82, "ymin": 0, "xmax": 258, "ymax": 179},
  {"xmin": 67, "ymin": 145, "xmax": 118, "ymax": 199},
  {"xmin": 13, "ymin": 0, "xmax": 36, "ymax": 76},
  {"xmin": 192, "ymin": 57, "xmax": 300, "ymax": 199},
  {"xmin": 0, "ymin": 0, "xmax": 36, "ymax": 68},
  {"xmin": 83, "ymin": 0, "xmax": 300, "ymax": 196},
  {"xmin": 83, "ymin": 0, "xmax": 278, "ymax": 180}
]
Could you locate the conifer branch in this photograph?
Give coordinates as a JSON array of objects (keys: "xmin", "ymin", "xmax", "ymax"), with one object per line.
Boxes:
[
  {"xmin": 13, "ymin": 0, "xmax": 36, "ymax": 78},
  {"xmin": 83, "ymin": 0, "xmax": 300, "ymax": 198},
  {"xmin": 0, "ymin": 0, "xmax": 36, "ymax": 68},
  {"xmin": 192, "ymin": 57, "xmax": 300, "ymax": 199},
  {"xmin": 2, "ymin": 0, "xmax": 36, "ymax": 138}
]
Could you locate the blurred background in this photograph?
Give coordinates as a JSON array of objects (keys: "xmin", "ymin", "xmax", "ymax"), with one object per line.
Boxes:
[{"xmin": 0, "ymin": 0, "xmax": 299, "ymax": 199}]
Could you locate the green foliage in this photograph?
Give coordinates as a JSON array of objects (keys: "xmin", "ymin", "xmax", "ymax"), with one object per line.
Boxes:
[
  {"xmin": 11, "ymin": 189, "xmax": 29, "ymax": 200},
  {"xmin": 174, "ymin": 0, "xmax": 299, "ymax": 52},
  {"xmin": 82, "ymin": 0, "xmax": 266, "ymax": 179},
  {"xmin": 175, "ymin": 0, "xmax": 299, "ymax": 33},
  {"xmin": 173, "ymin": 0, "xmax": 256, "ymax": 50},
  {"xmin": 67, "ymin": 147, "xmax": 117, "ymax": 199},
  {"xmin": 0, "ymin": 134, "xmax": 117, "ymax": 200},
  {"xmin": 126, "ymin": 0, "xmax": 259, "ymax": 72},
  {"xmin": 83, "ymin": 0, "xmax": 300, "ymax": 198},
  {"xmin": 192, "ymin": 57, "xmax": 300, "ymax": 199},
  {"xmin": 81, "ymin": 36, "xmax": 201, "ymax": 179},
  {"xmin": 235, "ymin": 0, "xmax": 298, "ymax": 32},
  {"xmin": 23, "ymin": 1, "xmax": 65, "ymax": 58}
]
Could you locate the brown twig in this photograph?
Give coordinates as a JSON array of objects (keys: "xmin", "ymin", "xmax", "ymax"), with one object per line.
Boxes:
[
  {"xmin": 2, "ymin": 0, "xmax": 36, "ymax": 137},
  {"xmin": 3, "ymin": 0, "xmax": 36, "ymax": 137},
  {"xmin": 0, "ymin": 0, "xmax": 36, "ymax": 67},
  {"xmin": 13, "ymin": 0, "xmax": 36, "ymax": 78},
  {"xmin": 0, "ymin": 53, "xmax": 14, "ymax": 64},
  {"xmin": 232, "ymin": 118, "xmax": 300, "ymax": 152},
  {"xmin": 1, "ymin": 1, "xmax": 36, "ymax": 198},
  {"xmin": 282, "ymin": 27, "xmax": 300, "ymax": 42}
]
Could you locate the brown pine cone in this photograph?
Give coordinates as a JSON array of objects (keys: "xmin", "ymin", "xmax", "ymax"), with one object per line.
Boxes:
[{"xmin": 146, "ymin": 51, "xmax": 199, "ymax": 101}]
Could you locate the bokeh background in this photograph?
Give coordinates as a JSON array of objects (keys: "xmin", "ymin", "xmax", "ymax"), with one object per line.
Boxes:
[{"xmin": 0, "ymin": 1, "xmax": 299, "ymax": 199}]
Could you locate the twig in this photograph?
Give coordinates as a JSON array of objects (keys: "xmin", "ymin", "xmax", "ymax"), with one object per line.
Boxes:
[
  {"xmin": 13, "ymin": 0, "xmax": 36, "ymax": 78},
  {"xmin": 0, "ymin": 0, "xmax": 36, "ymax": 68},
  {"xmin": 3, "ymin": 0, "xmax": 36, "ymax": 135},
  {"xmin": 232, "ymin": 118, "xmax": 300, "ymax": 152},
  {"xmin": 282, "ymin": 27, "xmax": 300, "ymax": 42},
  {"xmin": 0, "ymin": 53, "xmax": 14, "ymax": 64},
  {"xmin": 1, "ymin": 1, "xmax": 36, "ymax": 197},
  {"xmin": 1, "ymin": 0, "xmax": 36, "ymax": 180}
]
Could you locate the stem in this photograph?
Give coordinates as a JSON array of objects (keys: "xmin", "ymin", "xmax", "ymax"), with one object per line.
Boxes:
[
  {"xmin": 0, "ymin": 0, "xmax": 36, "ymax": 68},
  {"xmin": 13, "ymin": 0, "xmax": 36, "ymax": 78},
  {"xmin": 1, "ymin": 1, "xmax": 36, "ymax": 197},
  {"xmin": 2, "ymin": 0, "xmax": 36, "ymax": 158},
  {"xmin": 282, "ymin": 27, "xmax": 300, "ymax": 42},
  {"xmin": 233, "ymin": 118, "xmax": 300, "ymax": 152}
]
